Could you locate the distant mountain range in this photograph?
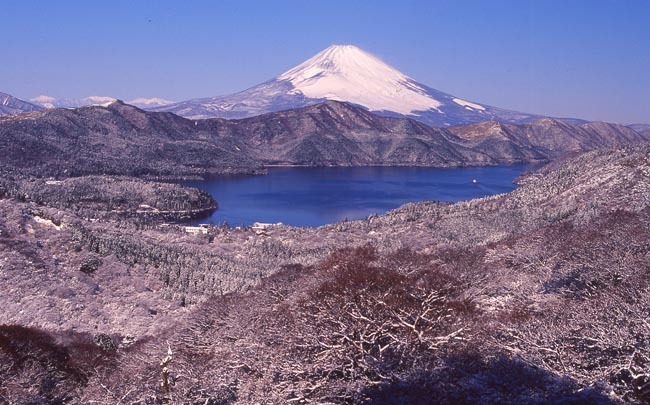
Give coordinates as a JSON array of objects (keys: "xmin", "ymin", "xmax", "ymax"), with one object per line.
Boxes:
[
  {"xmin": 0, "ymin": 92, "xmax": 175, "ymax": 116},
  {"xmin": 0, "ymin": 100, "xmax": 646, "ymax": 178},
  {"xmin": 153, "ymin": 44, "xmax": 556, "ymax": 126},
  {"xmin": 29, "ymin": 95, "xmax": 174, "ymax": 109},
  {"xmin": 125, "ymin": 97, "xmax": 175, "ymax": 109},
  {"xmin": 29, "ymin": 95, "xmax": 117, "ymax": 109},
  {"xmin": 0, "ymin": 43, "xmax": 647, "ymax": 174}
]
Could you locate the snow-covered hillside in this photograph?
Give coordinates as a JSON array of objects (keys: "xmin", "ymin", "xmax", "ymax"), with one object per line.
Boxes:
[
  {"xmin": 153, "ymin": 45, "xmax": 539, "ymax": 126},
  {"xmin": 0, "ymin": 91, "xmax": 43, "ymax": 115}
]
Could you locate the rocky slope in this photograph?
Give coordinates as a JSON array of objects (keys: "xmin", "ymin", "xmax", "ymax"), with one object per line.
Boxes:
[{"xmin": 0, "ymin": 144, "xmax": 648, "ymax": 403}]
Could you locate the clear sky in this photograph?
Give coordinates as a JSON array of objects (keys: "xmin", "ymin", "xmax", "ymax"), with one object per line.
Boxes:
[{"xmin": 1, "ymin": 0, "xmax": 648, "ymax": 123}]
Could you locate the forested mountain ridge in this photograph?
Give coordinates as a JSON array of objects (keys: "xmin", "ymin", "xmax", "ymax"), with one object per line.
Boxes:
[{"xmin": 1, "ymin": 100, "xmax": 647, "ymax": 178}]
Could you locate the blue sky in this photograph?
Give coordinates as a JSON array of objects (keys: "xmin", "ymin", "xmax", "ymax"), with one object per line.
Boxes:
[{"xmin": 1, "ymin": 0, "xmax": 648, "ymax": 123}]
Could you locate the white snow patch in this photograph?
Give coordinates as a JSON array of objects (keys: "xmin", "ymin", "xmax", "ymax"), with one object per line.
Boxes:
[
  {"xmin": 33, "ymin": 216, "xmax": 63, "ymax": 230},
  {"xmin": 278, "ymin": 45, "xmax": 442, "ymax": 115},
  {"xmin": 82, "ymin": 96, "xmax": 116, "ymax": 105},
  {"xmin": 453, "ymin": 98, "xmax": 485, "ymax": 111},
  {"xmin": 128, "ymin": 97, "xmax": 174, "ymax": 107},
  {"xmin": 31, "ymin": 95, "xmax": 56, "ymax": 103},
  {"xmin": 31, "ymin": 95, "xmax": 117, "ymax": 108},
  {"xmin": 30, "ymin": 95, "xmax": 57, "ymax": 109}
]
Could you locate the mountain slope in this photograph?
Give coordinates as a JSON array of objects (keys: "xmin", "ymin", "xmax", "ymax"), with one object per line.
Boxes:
[
  {"xmin": 0, "ymin": 91, "xmax": 44, "ymax": 115},
  {"xmin": 207, "ymin": 101, "xmax": 493, "ymax": 166},
  {"xmin": 628, "ymin": 123, "xmax": 650, "ymax": 136},
  {"xmin": 449, "ymin": 118, "xmax": 649, "ymax": 161},
  {"xmin": 1, "ymin": 100, "xmax": 648, "ymax": 177},
  {"xmin": 153, "ymin": 45, "xmax": 541, "ymax": 126},
  {"xmin": 0, "ymin": 102, "xmax": 256, "ymax": 177},
  {"xmin": 225, "ymin": 102, "xmax": 648, "ymax": 166},
  {"xmin": 0, "ymin": 100, "xmax": 498, "ymax": 175}
]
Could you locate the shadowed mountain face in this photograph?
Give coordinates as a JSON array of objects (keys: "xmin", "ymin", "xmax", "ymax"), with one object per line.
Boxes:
[
  {"xmin": 0, "ymin": 91, "xmax": 44, "ymax": 115},
  {"xmin": 153, "ymin": 44, "xmax": 545, "ymax": 126},
  {"xmin": 0, "ymin": 100, "xmax": 647, "ymax": 177}
]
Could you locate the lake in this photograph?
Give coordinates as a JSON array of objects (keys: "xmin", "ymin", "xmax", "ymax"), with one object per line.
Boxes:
[{"xmin": 183, "ymin": 164, "xmax": 539, "ymax": 227}]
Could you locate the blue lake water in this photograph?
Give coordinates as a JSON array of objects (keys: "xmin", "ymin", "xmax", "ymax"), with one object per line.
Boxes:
[{"xmin": 184, "ymin": 164, "xmax": 539, "ymax": 227}]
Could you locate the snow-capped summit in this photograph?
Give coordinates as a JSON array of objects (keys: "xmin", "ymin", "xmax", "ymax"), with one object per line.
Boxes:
[
  {"xmin": 127, "ymin": 98, "xmax": 174, "ymax": 108},
  {"xmin": 278, "ymin": 44, "xmax": 441, "ymax": 115},
  {"xmin": 30, "ymin": 95, "xmax": 117, "ymax": 109},
  {"xmin": 29, "ymin": 95, "xmax": 58, "ymax": 109},
  {"xmin": 31, "ymin": 95, "xmax": 174, "ymax": 110},
  {"xmin": 153, "ymin": 44, "xmax": 538, "ymax": 126}
]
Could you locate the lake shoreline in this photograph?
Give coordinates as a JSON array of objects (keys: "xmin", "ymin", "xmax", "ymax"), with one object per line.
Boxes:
[{"xmin": 181, "ymin": 164, "xmax": 543, "ymax": 227}]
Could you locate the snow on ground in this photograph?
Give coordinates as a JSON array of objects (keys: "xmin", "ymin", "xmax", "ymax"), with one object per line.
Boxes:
[
  {"xmin": 30, "ymin": 95, "xmax": 57, "ymax": 108},
  {"xmin": 30, "ymin": 95, "xmax": 116, "ymax": 108},
  {"xmin": 453, "ymin": 98, "xmax": 485, "ymax": 111},
  {"xmin": 82, "ymin": 96, "xmax": 116, "ymax": 104},
  {"xmin": 128, "ymin": 97, "xmax": 174, "ymax": 107},
  {"xmin": 33, "ymin": 216, "xmax": 62, "ymax": 230},
  {"xmin": 278, "ymin": 45, "xmax": 442, "ymax": 115}
]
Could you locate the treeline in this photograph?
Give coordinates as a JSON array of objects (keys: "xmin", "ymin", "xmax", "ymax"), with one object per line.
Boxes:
[
  {"xmin": 70, "ymin": 225, "xmax": 258, "ymax": 304},
  {"xmin": 69, "ymin": 221, "xmax": 327, "ymax": 305}
]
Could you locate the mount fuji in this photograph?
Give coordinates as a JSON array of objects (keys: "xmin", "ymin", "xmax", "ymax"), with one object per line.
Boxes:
[{"xmin": 154, "ymin": 44, "xmax": 540, "ymax": 127}]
